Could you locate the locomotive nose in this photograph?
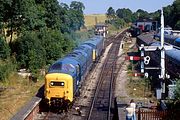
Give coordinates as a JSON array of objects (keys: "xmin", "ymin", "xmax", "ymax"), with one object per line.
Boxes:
[{"xmin": 45, "ymin": 73, "xmax": 73, "ymax": 104}]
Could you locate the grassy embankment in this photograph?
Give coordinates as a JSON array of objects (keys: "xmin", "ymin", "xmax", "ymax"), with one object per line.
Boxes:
[
  {"xmin": 123, "ymin": 40, "xmax": 157, "ymax": 103},
  {"xmin": 0, "ymin": 73, "xmax": 44, "ymax": 120}
]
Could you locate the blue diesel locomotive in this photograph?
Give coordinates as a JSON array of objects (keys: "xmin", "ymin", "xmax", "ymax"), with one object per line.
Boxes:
[{"xmin": 44, "ymin": 36, "xmax": 104, "ymax": 108}]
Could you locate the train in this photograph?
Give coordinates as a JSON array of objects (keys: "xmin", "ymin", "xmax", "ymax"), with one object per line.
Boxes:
[
  {"xmin": 44, "ymin": 35, "xmax": 104, "ymax": 108},
  {"xmin": 154, "ymin": 33, "xmax": 180, "ymax": 47},
  {"xmin": 136, "ymin": 33, "xmax": 180, "ymax": 78}
]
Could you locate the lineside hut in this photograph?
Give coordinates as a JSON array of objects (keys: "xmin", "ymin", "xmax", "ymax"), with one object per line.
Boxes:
[{"xmin": 95, "ymin": 23, "xmax": 108, "ymax": 37}]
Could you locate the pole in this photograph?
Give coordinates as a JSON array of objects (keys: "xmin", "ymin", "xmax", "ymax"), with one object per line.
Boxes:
[{"xmin": 160, "ymin": 9, "xmax": 166, "ymax": 98}]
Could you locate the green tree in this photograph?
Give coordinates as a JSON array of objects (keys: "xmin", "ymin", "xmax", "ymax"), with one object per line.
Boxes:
[
  {"xmin": 163, "ymin": 5, "xmax": 173, "ymax": 27},
  {"xmin": 0, "ymin": 0, "xmax": 19, "ymax": 43},
  {"xmin": 116, "ymin": 8, "xmax": 133, "ymax": 23},
  {"xmin": 14, "ymin": 31, "xmax": 46, "ymax": 71},
  {"xmin": 59, "ymin": 3, "xmax": 71, "ymax": 33},
  {"xmin": 69, "ymin": 1, "xmax": 85, "ymax": 31},
  {"xmin": 43, "ymin": 0, "xmax": 61, "ymax": 30},
  {"xmin": 20, "ymin": 0, "xmax": 46, "ymax": 31},
  {"xmin": 70, "ymin": 1, "xmax": 85, "ymax": 13},
  {"xmin": 175, "ymin": 20, "xmax": 180, "ymax": 29},
  {"xmin": 106, "ymin": 7, "xmax": 116, "ymax": 20},
  {"xmin": 39, "ymin": 29, "xmax": 65, "ymax": 64},
  {"xmin": 135, "ymin": 9, "xmax": 149, "ymax": 19},
  {"xmin": 172, "ymin": 0, "xmax": 180, "ymax": 29},
  {"xmin": 111, "ymin": 18, "xmax": 126, "ymax": 29}
]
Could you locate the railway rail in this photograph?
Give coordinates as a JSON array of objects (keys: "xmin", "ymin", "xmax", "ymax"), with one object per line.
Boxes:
[
  {"xmin": 87, "ymin": 31, "xmax": 126, "ymax": 120},
  {"xmin": 11, "ymin": 30, "xmax": 127, "ymax": 120}
]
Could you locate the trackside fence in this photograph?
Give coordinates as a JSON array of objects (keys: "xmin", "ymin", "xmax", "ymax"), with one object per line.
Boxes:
[{"xmin": 136, "ymin": 109, "xmax": 180, "ymax": 120}]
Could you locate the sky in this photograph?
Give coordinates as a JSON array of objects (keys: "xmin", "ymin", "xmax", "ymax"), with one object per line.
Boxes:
[{"xmin": 59, "ymin": 0, "xmax": 174, "ymax": 14}]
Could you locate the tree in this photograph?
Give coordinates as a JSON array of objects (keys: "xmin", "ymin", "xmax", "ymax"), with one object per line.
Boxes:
[
  {"xmin": 163, "ymin": 5, "xmax": 173, "ymax": 27},
  {"xmin": 40, "ymin": 29, "xmax": 65, "ymax": 64},
  {"xmin": 14, "ymin": 31, "xmax": 46, "ymax": 71},
  {"xmin": 175, "ymin": 20, "xmax": 180, "ymax": 29},
  {"xmin": 149, "ymin": 10, "xmax": 160, "ymax": 22},
  {"xmin": 0, "ymin": 0, "xmax": 19, "ymax": 43},
  {"xmin": 106, "ymin": 7, "xmax": 116, "ymax": 20},
  {"xmin": 70, "ymin": 1, "xmax": 85, "ymax": 13},
  {"xmin": 69, "ymin": 1, "xmax": 85, "ymax": 31},
  {"xmin": 113, "ymin": 18, "xmax": 126, "ymax": 29},
  {"xmin": 116, "ymin": 8, "xmax": 133, "ymax": 23},
  {"xmin": 59, "ymin": 3, "xmax": 71, "ymax": 33},
  {"xmin": 172, "ymin": 0, "xmax": 180, "ymax": 29},
  {"xmin": 43, "ymin": 0, "xmax": 61, "ymax": 30},
  {"xmin": 135, "ymin": 9, "xmax": 149, "ymax": 19}
]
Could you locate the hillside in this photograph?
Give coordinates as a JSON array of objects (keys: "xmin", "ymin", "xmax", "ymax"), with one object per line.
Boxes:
[{"xmin": 84, "ymin": 14, "xmax": 107, "ymax": 28}]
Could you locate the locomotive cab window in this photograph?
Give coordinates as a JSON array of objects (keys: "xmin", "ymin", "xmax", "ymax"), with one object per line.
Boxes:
[{"xmin": 49, "ymin": 81, "xmax": 64, "ymax": 87}]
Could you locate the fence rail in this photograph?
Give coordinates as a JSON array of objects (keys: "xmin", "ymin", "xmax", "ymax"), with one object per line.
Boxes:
[{"xmin": 136, "ymin": 109, "xmax": 180, "ymax": 120}]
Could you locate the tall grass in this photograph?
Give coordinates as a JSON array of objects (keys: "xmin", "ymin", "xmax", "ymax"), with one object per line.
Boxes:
[{"xmin": 0, "ymin": 58, "xmax": 16, "ymax": 82}]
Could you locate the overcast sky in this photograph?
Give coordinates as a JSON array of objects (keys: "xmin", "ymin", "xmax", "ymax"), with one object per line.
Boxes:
[{"xmin": 59, "ymin": 0, "xmax": 174, "ymax": 14}]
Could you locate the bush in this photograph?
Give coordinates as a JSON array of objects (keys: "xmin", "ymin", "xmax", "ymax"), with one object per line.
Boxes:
[
  {"xmin": 0, "ymin": 59, "xmax": 16, "ymax": 81},
  {"xmin": 12, "ymin": 29, "xmax": 76, "ymax": 73},
  {"xmin": 13, "ymin": 31, "xmax": 46, "ymax": 73},
  {"xmin": 0, "ymin": 36, "xmax": 11, "ymax": 59}
]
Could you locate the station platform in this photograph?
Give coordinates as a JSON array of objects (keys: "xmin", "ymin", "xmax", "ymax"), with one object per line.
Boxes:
[{"xmin": 116, "ymin": 97, "xmax": 128, "ymax": 120}]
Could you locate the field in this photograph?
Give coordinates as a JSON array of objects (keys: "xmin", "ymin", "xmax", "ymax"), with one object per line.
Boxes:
[{"xmin": 84, "ymin": 14, "xmax": 107, "ymax": 28}]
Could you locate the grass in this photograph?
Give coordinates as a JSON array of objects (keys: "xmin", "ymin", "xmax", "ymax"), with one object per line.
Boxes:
[
  {"xmin": 124, "ymin": 38, "xmax": 157, "ymax": 103},
  {"xmin": 84, "ymin": 14, "xmax": 107, "ymax": 28},
  {"xmin": 0, "ymin": 73, "xmax": 44, "ymax": 120}
]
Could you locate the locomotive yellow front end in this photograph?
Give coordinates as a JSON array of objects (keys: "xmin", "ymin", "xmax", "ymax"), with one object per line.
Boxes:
[{"xmin": 44, "ymin": 73, "xmax": 73, "ymax": 108}]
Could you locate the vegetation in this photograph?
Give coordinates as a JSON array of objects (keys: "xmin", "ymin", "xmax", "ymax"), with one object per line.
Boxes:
[
  {"xmin": 0, "ymin": 0, "xmax": 86, "ymax": 81},
  {"xmin": 84, "ymin": 14, "xmax": 107, "ymax": 28},
  {"xmin": 175, "ymin": 80, "xmax": 180, "ymax": 101},
  {"xmin": 106, "ymin": 0, "xmax": 180, "ymax": 29},
  {"xmin": 0, "ymin": 0, "xmax": 87, "ymax": 118}
]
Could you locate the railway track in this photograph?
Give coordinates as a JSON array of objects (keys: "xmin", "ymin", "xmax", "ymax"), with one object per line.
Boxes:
[
  {"xmin": 86, "ymin": 31, "xmax": 126, "ymax": 120},
  {"xmin": 11, "ymin": 30, "xmax": 127, "ymax": 120}
]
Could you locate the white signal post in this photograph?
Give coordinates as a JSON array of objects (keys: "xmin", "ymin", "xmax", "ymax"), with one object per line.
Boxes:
[
  {"xmin": 160, "ymin": 9, "xmax": 165, "ymax": 80},
  {"xmin": 127, "ymin": 9, "xmax": 172, "ymax": 99},
  {"xmin": 160, "ymin": 9, "xmax": 166, "ymax": 96},
  {"xmin": 140, "ymin": 9, "xmax": 172, "ymax": 99},
  {"xmin": 126, "ymin": 9, "xmax": 173, "ymax": 99}
]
